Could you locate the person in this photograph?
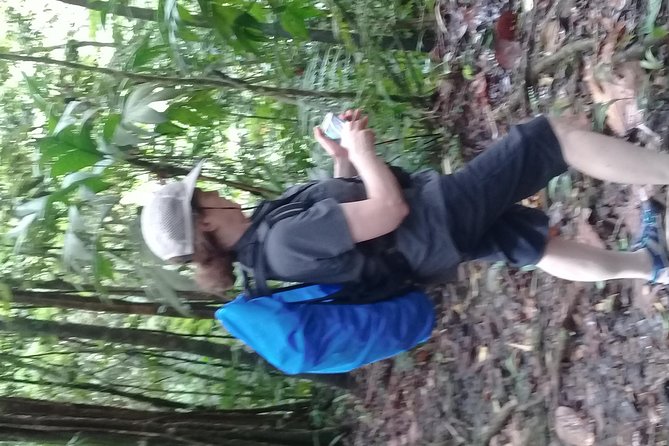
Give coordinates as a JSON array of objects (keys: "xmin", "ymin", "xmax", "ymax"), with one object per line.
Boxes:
[{"xmin": 140, "ymin": 109, "xmax": 669, "ymax": 297}]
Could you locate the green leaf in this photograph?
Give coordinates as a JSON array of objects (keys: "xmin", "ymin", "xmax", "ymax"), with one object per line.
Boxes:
[
  {"xmin": 100, "ymin": 0, "xmax": 119, "ymax": 28},
  {"xmin": 197, "ymin": 0, "xmax": 212, "ymax": 16},
  {"xmin": 52, "ymin": 151, "xmax": 102, "ymax": 176},
  {"xmin": 462, "ymin": 64, "xmax": 474, "ymax": 80},
  {"xmin": 176, "ymin": 3, "xmax": 197, "ymax": 23},
  {"xmin": 248, "ymin": 2, "xmax": 269, "ymax": 22},
  {"xmin": 156, "ymin": 122, "xmax": 187, "ymax": 135},
  {"xmin": 192, "ymin": 130, "xmax": 208, "ymax": 156},
  {"xmin": 40, "ymin": 128, "xmax": 96, "ymax": 162},
  {"xmin": 88, "ymin": 10, "xmax": 101, "ymax": 38},
  {"xmin": 167, "ymin": 105, "xmax": 210, "ymax": 126},
  {"xmin": 279, "ymin": 6, "xmax": 309, "ymax": 40},
  {"xmin": 644, "ymin": 0, "xmax": 662, "ymax": 34},
  {"xmin": 103, "ymin": 114, "xmax": 122, "ymax": 142},
  {"xmin": 233, "ymin": 12, "xmax": 267, "ymax": 52},
  {"xmin": 132, "ymin": 39, "xmax": 169, "ymax": 68},
  {"xmin": 122, "ymin": 84, "xmax": 180, "ymax": 124},
  {"xmin": 650, "ymin": 26, "xmax": 669, "ymax": 40},
  {"xmin": 15, "ymin": 196, "xmax": 49, "ymax": 218},
  {"xmin": 592, "ymin": 102, "xmax": 609, "ymax": 132},
  {"xmin": 22, "ymin": 73, "xmax": 49, "ymax": 112},
  {"xmin": 96, "ymin": 253, "xmax": 115, "ymax": 280},
  {"xmin": 0, "ymin": 283, "xmax": 12, "ymax": 314},
  {"xmin": 61, "ymin": 172, "xmax": 111, "ymax": 194},
  {"xmin": 640, "ymin": 49, "xmax": 663, "ymax": 70},
  {"xmin": 211, "ymin": 4, "xmax": 236, "ymax": 40},
  {"xmin": 178, "ymin": 27, "xmax": 201, "ymax": 41}
]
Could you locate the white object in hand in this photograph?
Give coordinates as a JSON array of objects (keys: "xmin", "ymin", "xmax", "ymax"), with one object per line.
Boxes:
[{"xmin": 320, "ymin": 113, "xmax": 345, "ymax": 141}]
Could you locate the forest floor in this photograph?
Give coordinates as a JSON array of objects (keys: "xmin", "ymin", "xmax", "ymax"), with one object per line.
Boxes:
[{"xmin": 347, "ymin": 0, "xmax": 669, "ymax": 444}]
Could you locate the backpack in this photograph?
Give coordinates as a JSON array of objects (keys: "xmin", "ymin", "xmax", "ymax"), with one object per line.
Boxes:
[
  {"xmin": 215, "ymin": 173, "xmax": 436, "ymax": 374},
  {"xmin": 215, "ymin": 284, "xmax": 435, "ymax": 374}
]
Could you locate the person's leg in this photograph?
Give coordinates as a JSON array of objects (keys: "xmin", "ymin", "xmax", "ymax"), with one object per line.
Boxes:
[
  {"xmin": 548, "ymin": 117, "xmax": 669, "ymax": 185},
  {"xmin": 536, "ymin": 237, "xmax": 654, "ymax": 282}
]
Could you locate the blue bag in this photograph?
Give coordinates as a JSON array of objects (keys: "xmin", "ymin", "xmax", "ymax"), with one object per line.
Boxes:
[{"xmin": 215, "ymin": 284, "xmax": 435, "ymax": 374}]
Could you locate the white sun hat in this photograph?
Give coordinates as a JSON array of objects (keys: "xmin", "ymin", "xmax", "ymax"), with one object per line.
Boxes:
[{"xmin": 140, "ymin": 160, "xmax": 205, "ymax": 261}]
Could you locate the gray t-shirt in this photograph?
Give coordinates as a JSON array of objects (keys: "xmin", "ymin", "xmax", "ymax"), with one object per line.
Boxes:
[{"xmin": 233, "ymin": 170, "xmax": 461, "ymax": 285}]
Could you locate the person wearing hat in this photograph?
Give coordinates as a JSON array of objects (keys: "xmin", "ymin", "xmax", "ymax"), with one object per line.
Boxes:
[{"xmin": 141, "ymin": 110, "xmax": 669, "ymax": 296}]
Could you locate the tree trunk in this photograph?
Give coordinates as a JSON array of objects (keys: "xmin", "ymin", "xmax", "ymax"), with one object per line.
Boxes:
[
  {"xmin": 2, "ymin": 377, "xmax": 195, "ymax": 410},
  {"xmin": 0, "ymin": 317, "xmax": 351, "ymax": 389},
  {"xmin": 0, "ymin": 396, "xmax": 344, "ymax": 445},
  {"xmin": 11, "ymin": 290, "xmax": 217, "ymax": 318},
  {"xmin": 1, "ymin": 316, "xmax": 255, "ymax": 363},
  {"xmin": 56, "ymin": 0, "xmax": 433, "ymax": 51},
  {"xmin": 8, "ymin": 279, "xmax": 224, "ymax": 300}
]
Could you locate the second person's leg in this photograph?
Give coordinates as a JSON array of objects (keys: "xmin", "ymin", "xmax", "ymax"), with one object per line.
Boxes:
[
  {"xmin": 536, "ymin": 237, "xmax": 654, "ymax": 282},
  {"xmin": 549, "ymin": 117, "xmax": 669, "ymax": 185}
]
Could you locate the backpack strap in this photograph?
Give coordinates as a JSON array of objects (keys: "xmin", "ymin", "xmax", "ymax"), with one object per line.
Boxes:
[{"xmin": 245, "ymin": 202, "xmax": 308, "ymax": 298}]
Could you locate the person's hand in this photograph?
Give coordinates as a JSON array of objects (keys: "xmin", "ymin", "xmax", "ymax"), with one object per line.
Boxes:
[
  {"xmin": 339, "ymin": 111, "xmax": 375, "ymax": 161},
  {"xmin": 313, "ymin": 109, "xmax": 365, "ymax": 161}
]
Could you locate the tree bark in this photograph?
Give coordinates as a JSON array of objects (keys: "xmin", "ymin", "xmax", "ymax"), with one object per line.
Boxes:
[
  {"xmin": 0, "ymin": 396, "xmax": 344, "ymax": 446},
  {"xmin": 56, "ymin": 0, "xmax": 433, "ymax": 51},
  {"xmin": 11, "ymin": 290, "xmax": 217, "ymax": 318},
  {"xmin": 0, "ymin": 317, "xmax": 351, "ymax": 389},
  {"xmin": 7, "ymin": 279, "xmax": 224, "ymax": 301},
  {"xmin": 2, "ymin": 377, "xmax": 195, "ymax": 410},
  {"xmin": 0, "ymin": 316, "xmax": 257, "ymax": 364}
]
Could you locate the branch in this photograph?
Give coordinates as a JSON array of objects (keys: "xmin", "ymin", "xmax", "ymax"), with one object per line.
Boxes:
[
  {"xmin": 376, "ymin": 132, "xmax": 442, "ymax": 145},
  {"xmin": 477, "ymin": 399, "xmax": 518, "ymax": 446},
  {"xmin": 0, "ymin": 52, "xmax": 379, "ymax": 102},
  {"xmin": 56, "ymin": 0, "xmax": 433, "ymax": 51},
  {"xmin": 26, "ymin": 41, "xmax": 117, "ymax": 54},
  {"xmin": 126, "ymin": 157, "xmax": 279, "ymax": 198}
]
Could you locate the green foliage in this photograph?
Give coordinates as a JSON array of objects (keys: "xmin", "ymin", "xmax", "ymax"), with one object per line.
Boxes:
[
  {"xmin": 0, "ymin": 0, "xmax": 439, "ymax": 421},
  {"xmin": 640, "ymin": 48, "xmax": 664, "ymax": 70},
  {"xmin": 643, "ymin": 0, "xmax": 663, "ymax": 35}
]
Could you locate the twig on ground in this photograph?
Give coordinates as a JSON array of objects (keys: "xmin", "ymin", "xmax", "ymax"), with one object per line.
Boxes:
[
  {"xmin": 477, "ymin": 398, "xmax": 519, "ymax": 446},
  {"xmin": 494, "ymin": 33, "xmax": 669, "ymax": 118},
  {"xmin": 443, "ymin": 419, "xmax": 467, "ymax": 444}
]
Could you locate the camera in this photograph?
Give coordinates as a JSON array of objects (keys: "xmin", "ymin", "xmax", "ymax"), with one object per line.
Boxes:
[{"xmin": 320, "ymin": 113, "xmax": 345, "ymax": 141}]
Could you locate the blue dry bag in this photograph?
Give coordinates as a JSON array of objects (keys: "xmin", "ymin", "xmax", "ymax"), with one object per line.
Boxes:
[{"xmin": 215, "ymin": 284, "xmax": 435, "ymax": 374}]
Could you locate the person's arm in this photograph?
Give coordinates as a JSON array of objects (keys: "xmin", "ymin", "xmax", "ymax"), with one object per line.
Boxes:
[
  {"xmin": 337, "ymin": 115, "xmax": 409, "ymax": 243},
  {"xmin": 332, "ymin": 155, "xmax": 357, "ymax": 178}
]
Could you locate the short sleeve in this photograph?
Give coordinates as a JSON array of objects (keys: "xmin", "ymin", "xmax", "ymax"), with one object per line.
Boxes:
[{"xmin": 263, "ymin": 198, "xmax": 364, "ymax": 283}]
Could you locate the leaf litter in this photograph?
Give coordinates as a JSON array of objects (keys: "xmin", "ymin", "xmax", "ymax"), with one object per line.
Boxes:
[{"xmin": 347, "ymin": 0, "xmax": 669, "ymax": 443}]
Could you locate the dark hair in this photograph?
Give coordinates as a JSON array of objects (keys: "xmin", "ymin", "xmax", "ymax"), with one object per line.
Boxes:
[{"xmin": 192, "ymin": 229, "xmax": 236, "ymax": 296}]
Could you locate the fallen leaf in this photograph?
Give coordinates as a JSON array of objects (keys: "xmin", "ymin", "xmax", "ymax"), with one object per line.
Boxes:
[
  {"xmin": 507, "ymin": 342, "xmax": 533, "ymax": 352},
  {"xmin": 478, "ymin": 346, "xmax": 489, "ymax": 362},
  {"xmin": 555, "ymin": 406, "xmax": 595, "ymax": 446},
  {"xmin": 599, "ymin": 20, "xmax": 626, "ymax": 65},
  {"xmin": 540, "ymin": 20, "xmax": 564, "ymax": 54},
  {"xmin": 496, "ymin": 11, "xmax": 517, "ymax": 40},
  {"xmin": 407, "ymin": 420, "xmax": 422, "ymax": 444},
  {"xmin": 435, "ymin": 3, "xmax": 468, "ymax": 41},
  {"xmin": 495, "ymin": 39, "xmax": 522, "ymax": 70},
  {"xmin": 585, "ymin": 63, "xmax": 644, "ymax": 136},
  {"xmin": 494, "ymin": 11, "xmax": 521, "ymax": 70}
]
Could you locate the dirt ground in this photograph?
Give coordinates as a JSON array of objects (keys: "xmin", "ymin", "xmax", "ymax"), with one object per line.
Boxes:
[{"xmin": 348, "ymin": 0, "xmax": 669, "ymax": 444}]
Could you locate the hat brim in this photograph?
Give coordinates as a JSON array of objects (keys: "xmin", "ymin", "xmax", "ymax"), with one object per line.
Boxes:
[{"xmin": 183, "ymin": 159, "xmax": 205, "ymax": 200}]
